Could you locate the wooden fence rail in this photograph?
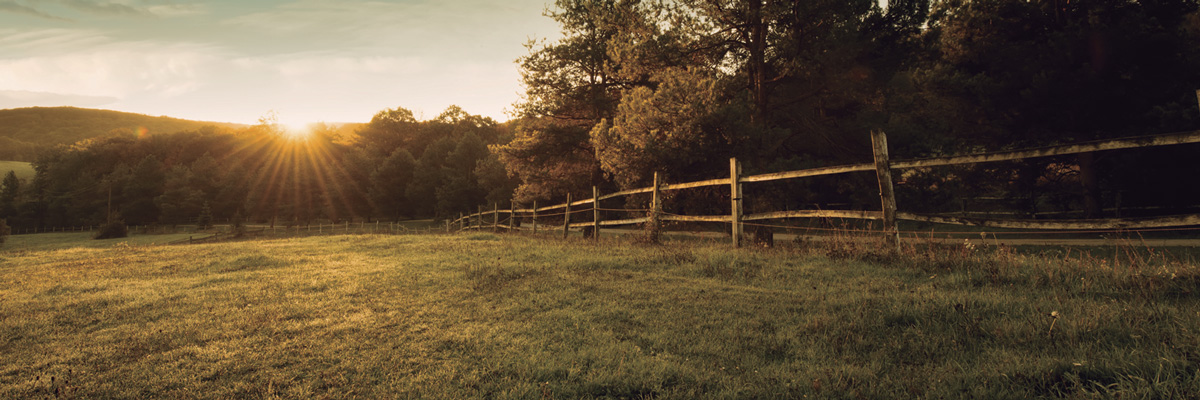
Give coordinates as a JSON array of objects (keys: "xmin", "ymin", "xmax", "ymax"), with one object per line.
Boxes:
[{"xmin": 453, "ymin": 129, "xmax": 1200, "ymax": 247}]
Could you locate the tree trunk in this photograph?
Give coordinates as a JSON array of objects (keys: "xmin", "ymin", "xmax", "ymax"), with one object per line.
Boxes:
[{"xmin": 749, "ymin": 0, "xmax": 767, "ymax": 125}]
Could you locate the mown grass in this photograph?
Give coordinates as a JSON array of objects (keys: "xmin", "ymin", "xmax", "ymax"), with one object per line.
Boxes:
[{"xmin": 1, "ymin": 232, "xmax": 1198, "ymax": 398}]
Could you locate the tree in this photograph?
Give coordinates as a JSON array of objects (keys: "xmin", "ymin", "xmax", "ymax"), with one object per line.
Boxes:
[
  {"xmin": 436, "ymin": 133, "xmax": 489, "ymax": 218},
  {"xmin": 906, "ymin": 0, "xmax": 1200, "ymax": 217},
  {"xmin": 121, "ymin": 155, "xmax": 165, "ymax": 226},
  {"xmin": 353, "ymin": 107, "xmax": 424, "ymax": 158},
  {"xmin": 0, "ymin": 218, "xmax": 9, "ymax": 246},
  {"xmin": 370, "ymin": 149, "xmax": 417, "ymax": 221},
  {"xmin": 197, "ymin": 201, "xmax": 213, "ymax": 229},
  {"xmin": 407, "ymin": 136, "xmax": 456, "ymax": 218},
  {"xmin": 156, "ymin": 165, "xmax": 204, "ymax": 226},
  {"xmin": 0, "ymin": 171, "xmax": 18, "ymax": 219},
  {"xmin": 497, "ymin": 0, "xmax": 663, "ymax": 202}
]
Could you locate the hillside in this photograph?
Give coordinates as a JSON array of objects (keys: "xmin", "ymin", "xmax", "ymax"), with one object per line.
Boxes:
[{"xmin": 0, "ymin": 107, "xmax": 244, "ymax": 161}]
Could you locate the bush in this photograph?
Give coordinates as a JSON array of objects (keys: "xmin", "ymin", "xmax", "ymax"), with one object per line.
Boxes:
[
  {"xmin": 94, "ymin": 219, "xmax": 128, "ymax": 239},
  {"xmin": 231, "ymin": 212, "xmax": 245, "ymax": 237},
  {"xmin": 0, "ymin": 218, "xmax": 9, "ymax": 246}
]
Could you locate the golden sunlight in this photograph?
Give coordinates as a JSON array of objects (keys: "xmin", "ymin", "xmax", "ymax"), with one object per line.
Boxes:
[{"xmin": 279, "ymin": 123, "xmax": 314, "ymax": 140}]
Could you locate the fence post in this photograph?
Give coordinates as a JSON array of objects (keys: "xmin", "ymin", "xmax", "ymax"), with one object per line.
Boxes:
[
  {"xmin": 477, "ymin": 205, "xmax": 483, "ymax": 230},
  {"xmin": 563, "ymin": 193, "xmax": 571, "ymax": 239},
  {"xmin": 650, "ymin": 171, "xmax": 662, "ymax": 241},
  {"xmin": 730, "ymin": 158, "xmax": 744, "ymax": 247},
  {"xmin": 493, "ymin": 202, "xmax": 499, "ymax": 232},
  {"xmin": 509, "ymin": 200, "xmax": 516, "ymax": 231},
  {"xmin": 445, "ymin": 220, "xmax": 450, "ymax": 233},
  {"xmin": 593, "ymin": 186, "xmax": 601, "ymax": 241},
  {"xmin": 532, "ymin": 201, "xmax": 538, "ymax": 234},
  {"xmin": 870, "ymin": 129, "xmax": 900, "ymax": 250}
]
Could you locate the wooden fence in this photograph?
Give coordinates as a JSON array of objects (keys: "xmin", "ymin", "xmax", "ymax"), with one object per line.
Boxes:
[{"xmin": 453, "ymin": 130, "xmax": 1200, "ymax": 247}]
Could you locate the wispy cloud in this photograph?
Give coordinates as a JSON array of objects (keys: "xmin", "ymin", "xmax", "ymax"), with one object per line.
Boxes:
[
  {"xmin": 146, "ymin": 3, "xmax": 205, "ymax": 17},
  {"xmin": 0, "ymin": 0, "xmax": 70, "ymax": 21},
  {"xmin": 0, "ymin": 89, "xmax": 117, "ymax": 108},
  {"xmin": 57, "ymin": 0, "xmax": 147, "ymax": 16}
]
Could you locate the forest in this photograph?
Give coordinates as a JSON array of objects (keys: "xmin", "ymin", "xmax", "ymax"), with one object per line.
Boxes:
[{"xmin": 3, "ymin": 0, "xmax": 1200, "ymax": 232}]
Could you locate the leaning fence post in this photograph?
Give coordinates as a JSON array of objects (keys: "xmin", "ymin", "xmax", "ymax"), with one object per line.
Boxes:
[
  {"xmin": 730, "ymin": 158, "xmax": 743, "ymax": 248},
  {"xmin": 592, "ymin": 186, "xmax": 601, "ymax": 241},
  {"xmin": 563, "ymin": 193, "xmax": 571, "ymax": 239},
  {"xmin": 870, "ymin": 129, "xmax": 900, "ymax": 250},
  {"xmin": 532, "ymin": 201, "xmax": 538, "ymax": 234}
]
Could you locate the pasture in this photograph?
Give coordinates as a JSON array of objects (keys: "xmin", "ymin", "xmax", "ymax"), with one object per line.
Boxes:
[
  {"xmin": 0, "ymin": 160, "xmax": 34, "ymax": 181},
  {"xmin": 1, "ymin": 232, "xmax": 1198, "ymax": 398}
]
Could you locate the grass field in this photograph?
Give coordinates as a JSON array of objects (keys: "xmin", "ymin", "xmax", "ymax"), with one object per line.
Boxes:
[
  {"xmin": 1, "ymin": 232, "xmax": 1198, "ymax": 398},
  {"xmin": 0, "ymin": 160, "xmax": 34, "ymax": 181}
]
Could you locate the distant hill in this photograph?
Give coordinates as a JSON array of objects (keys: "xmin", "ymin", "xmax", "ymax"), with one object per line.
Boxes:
[{"xmin": 0, "ymin": 107, "xmax": 245, "ymax": 161}]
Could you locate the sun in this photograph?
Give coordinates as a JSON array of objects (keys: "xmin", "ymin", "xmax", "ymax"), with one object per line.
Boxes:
[{"xmin": 278, "ymin": 123, "xmax": 313, "ymax": 140}]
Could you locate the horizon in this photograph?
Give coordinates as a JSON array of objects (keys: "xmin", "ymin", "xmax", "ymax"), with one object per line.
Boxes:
[{"xmin": 0, "ymin": 0, "xmax": 561, "ymax": 126}]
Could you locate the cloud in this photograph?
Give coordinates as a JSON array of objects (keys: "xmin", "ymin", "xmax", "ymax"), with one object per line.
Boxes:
[
  {"xmin": 0, "ymin": 28, "xmax": 110, "ymax": 53},
  {"xmin": 146, "ymin": 3, "xmax": 205, "ymax": 17},
  {"xmin": 0, "ymin": 30, "xmax": 225, "ymax": 99},
  {"xmin": 56, "ymin": 0, "xmax": 147, "ymax": 16},
  {"xmin": 0, "ymin": 0, "xmax": 70, "ymax": 20},
  {"xmin": 0, "ymin": 90, "xmax": 118, "ymax": 108}
]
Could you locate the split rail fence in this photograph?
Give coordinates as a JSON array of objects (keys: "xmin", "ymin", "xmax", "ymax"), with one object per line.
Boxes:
[{"xmin": 452, "ymin": 130, "xmax": 1200, "ymax": 248}]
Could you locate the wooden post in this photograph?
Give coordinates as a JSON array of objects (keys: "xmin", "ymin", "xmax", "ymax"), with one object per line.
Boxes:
[
  {"xmin": 477, "ymin": 205, "xmax": 483, "ymax": 230},
  {"xmin": 870, "ymin": 129, "xmax": 900, "ymax": 250},
  {"xmin": 509, "ymin": 201, "xmax": 516, "ymax": 231},
  {"xmin": 650, "ymin": 171, "xmax": 662, "ymax": 241},
  {"xmin": 445, "ymin": 220, "xmax": 450, "ymax": 233},
  {"xmin": 592, "ymin": 186, "xmax": 601, "ymax": 241},
  {"xmin": 730, "ymin": 158, "xmax": 743, "ymax": 248},
  {"xmin": 562, "ymin": 193, "xmax": 571, "ymax": 239},
  {"xmin": 493, "ymin": 202, "xmax": 499, "ymax": 232},
  {"xmin": 459, "ymin": 212, "xmax": 464, "ymax": 231},
  {"xmin": 532, "ymin": 201, "xmax": 538, "ymax": 234}
]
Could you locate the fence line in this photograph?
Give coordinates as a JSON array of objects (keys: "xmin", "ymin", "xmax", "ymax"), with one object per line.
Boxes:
[{"xmin": 453, "ymin": 129, "xmax": 1200, "ymax": 247}]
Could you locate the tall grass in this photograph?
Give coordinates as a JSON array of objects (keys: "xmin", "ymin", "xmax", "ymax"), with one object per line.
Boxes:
[{"xmin": 1, "ymin": 232, "xmax": 1197, "ymax": 398}]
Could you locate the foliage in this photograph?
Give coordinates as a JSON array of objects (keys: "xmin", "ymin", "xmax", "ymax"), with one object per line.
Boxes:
[
  {"xmin": 197, "ymin": 202, "xmax": 213, "ymax": 229},
  {"xmin": 369, "ymin": 149, "xmax": 417, "ymax": 221},
  {"xmin": 0, "ymin": 171, "xmax": 18, "ymax": 220},
  {"xmin": 93, "ymin": 219, "xmax": 128, "ymax": 239},
  {"xmin": 5, "ymin": 105, "xmax": 513, "ymax": 232}
]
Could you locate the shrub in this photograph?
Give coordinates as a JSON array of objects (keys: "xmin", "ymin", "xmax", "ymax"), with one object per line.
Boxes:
[
  {"xmin": 231, "ymin": 212, "xmax": 245, "ymax": 237},
  {"xmin": 94, "ymin": 219, "xmax": 128, "ymax": 239}
]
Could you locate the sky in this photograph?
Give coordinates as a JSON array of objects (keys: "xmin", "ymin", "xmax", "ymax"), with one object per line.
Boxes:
[{"xmin": 0, "ymin": 0, "xmax": 562, "ymax": 126}]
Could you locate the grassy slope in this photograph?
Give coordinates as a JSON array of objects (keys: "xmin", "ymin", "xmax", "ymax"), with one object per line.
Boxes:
[
  {"xmin": 0, "ymin": 107, "xmax": 245, "ymax": 161},
  {"xmin": 1, "ymin": 233, "xmax": 1198, "ymax": 398},
  {"xmin": 0, "ymin": 161, "xmax": 34, "ymax": 181}
]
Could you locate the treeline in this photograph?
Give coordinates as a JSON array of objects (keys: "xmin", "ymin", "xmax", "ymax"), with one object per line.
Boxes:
[
  {"xmin": 0, "ymin": 107, "xmax": 516, "ymax": 230},
  {"xmin": 496, "ymin": 0, "xmax": 1200, "ymax": 219},
  {"xmin": 5, "ymin": 0, "xmax": 1200, "ymax": 232}
]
